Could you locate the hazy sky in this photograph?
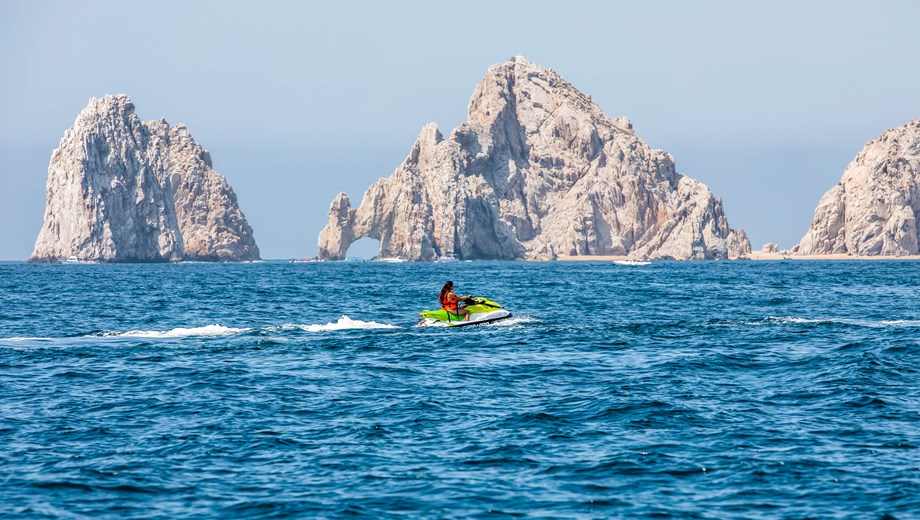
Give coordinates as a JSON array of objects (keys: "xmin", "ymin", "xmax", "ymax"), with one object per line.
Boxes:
[{"xmin": 2, "ymin": 0, "xmax": 918, "ymax": 259}]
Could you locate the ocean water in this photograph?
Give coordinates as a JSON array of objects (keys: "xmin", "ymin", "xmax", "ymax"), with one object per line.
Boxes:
[{"xmin": 1, "ymin": 260, "xmax": 918, "ymax": 518}]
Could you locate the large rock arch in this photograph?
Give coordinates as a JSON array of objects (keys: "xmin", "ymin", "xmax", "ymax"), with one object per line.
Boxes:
[{"xmin": 318, "ymin": 56, "xmax": 749, "ymax": 261}]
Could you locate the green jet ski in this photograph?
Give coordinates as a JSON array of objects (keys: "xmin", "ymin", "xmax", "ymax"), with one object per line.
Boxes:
[{"xmin": 418, "ymin": 297, "xmax": 512, "ymax": 327}]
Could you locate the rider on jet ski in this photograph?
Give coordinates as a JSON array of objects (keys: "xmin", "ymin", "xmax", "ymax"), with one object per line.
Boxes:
[{"xmin": 438, "ymin": 280, "xmax": 471, "ymax": 321}]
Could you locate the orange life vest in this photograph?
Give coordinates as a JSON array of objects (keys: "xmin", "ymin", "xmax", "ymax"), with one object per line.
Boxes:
[{"xmin": 440, "ymin": 292, "xmax": 459, "ymax": 312}]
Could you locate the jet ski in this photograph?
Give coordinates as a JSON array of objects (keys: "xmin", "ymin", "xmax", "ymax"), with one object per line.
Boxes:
[{"xmin": 418, "ymin": 297, "xmax": 512, "ymax": 327}]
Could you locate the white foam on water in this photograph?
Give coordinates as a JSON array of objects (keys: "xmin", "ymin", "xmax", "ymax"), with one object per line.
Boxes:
[
  {"xmin": 490, "ymin": 315, "xmax": 537, "ymax": 326},
  {"xmin": 102, "ymin": 324, "xmax": 250, "ymax": 338},
  {"xmin": 297, "ymin": 316, "xmax": 399, "ymax": 332},
  {"xmin": 878, "ymin": 320, "xmax": 920, "ymax": 327},
  {"xmin": 265, "ymin": 324, "xmax": 305, "ymax": 333},
  {"xmin": 763, "ymin": 316, "xmax": 920, "ymax": 328},
  {"xmin": 764, "ymin": 316, "xmax": 826, "ymax": 324},
  {"xmin": 5, "ymin": 319, "xmax": 398, "ymax": 342}
]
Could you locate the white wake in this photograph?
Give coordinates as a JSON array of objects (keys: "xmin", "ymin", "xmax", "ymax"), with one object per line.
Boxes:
[
  {"xmin": 101, "ymin": 324, "xmax": 250, "ymax": 338},
  {"xmin": 294, "ymin": 316, "xmax": 399, "ymax": 332}
]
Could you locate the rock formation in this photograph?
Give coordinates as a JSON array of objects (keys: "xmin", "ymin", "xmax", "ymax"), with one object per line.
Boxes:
[
  {"xmin": 29, "ymin": 95, "xmax": 259, "ymax": 263},
  {"xmin": 318, "ymin": 56, "xmax": 749, "ymax": 261},
  {"xmin": 796, "ymin": 120, "xmax": 920, "ymax": 256},
  {"xmin": 761, "ymin": 243, "xmax": 780, "ymax": 253}
]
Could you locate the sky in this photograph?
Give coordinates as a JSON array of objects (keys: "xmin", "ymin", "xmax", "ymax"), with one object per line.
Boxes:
[{"xmin": 1, "ymin": 0, "xmax": 919, "ymax": 259}]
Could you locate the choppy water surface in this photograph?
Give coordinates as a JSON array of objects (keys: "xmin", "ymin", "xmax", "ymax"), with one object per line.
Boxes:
[{"xmin": 1, "ymin": 260, "xmax": 919, "ymax": 518}]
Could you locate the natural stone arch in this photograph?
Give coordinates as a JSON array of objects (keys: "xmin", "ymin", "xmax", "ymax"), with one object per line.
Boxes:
[{"xmin": 346, "ymin": 237, "xmax": 380, "ymax": 260}]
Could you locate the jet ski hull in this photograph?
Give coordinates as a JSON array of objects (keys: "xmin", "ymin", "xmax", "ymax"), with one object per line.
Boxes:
[{"xmin": 419, "ymin": 297, "xmax": 512, "ymax": 327}]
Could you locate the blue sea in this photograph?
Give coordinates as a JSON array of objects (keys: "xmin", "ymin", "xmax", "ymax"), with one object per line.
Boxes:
[{"xmin": 1, "ymin": 260, "xmax": 918, "ymax": 518}]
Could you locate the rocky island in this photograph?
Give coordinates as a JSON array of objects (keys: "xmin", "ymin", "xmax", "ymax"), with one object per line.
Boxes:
[
  {"xmin": 319, "ymin": 56, "xmax": 750, "ymax": 261},
  {"xmin": 29, "ymin": 95, "xmax": 259, "ymax": 263},
  {"xmin": 796, "ymin": 120, "xmax": 920, "ymax": 256}
]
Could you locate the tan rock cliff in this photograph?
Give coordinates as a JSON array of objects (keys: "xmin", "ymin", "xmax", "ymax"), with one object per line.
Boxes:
[
  {"xmin": 29, "ymin": 95, "xmax": 259, "ymax": 262},
  {"xmin": 796, "ymin": 120, "xmax": 920, "ymax": 256},
  {"xmin": 318, "ymin": 56, "xmax": 749, "ymax": 261}
]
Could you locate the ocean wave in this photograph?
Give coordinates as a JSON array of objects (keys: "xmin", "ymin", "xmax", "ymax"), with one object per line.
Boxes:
[
  {"xmin": 490, "ymin": 315, "xmax": 537, "ymax": 326},
  {"xmin": 764, "ymin": 316, "xmax": 920, "ymax": 328},
  {"xmin": 878, "ymin": 319, "xmax": 920, "ymax": 327},
  {"xmin": 1, "ymin": 319, "xmax": 400, "ymax": 343},
  {"xmin": 97, "ymin": 324, "xmax": 250, "ymax": 338},
  {"xmin": 764, "ymin": 316, "xmax": 830, "ymax": 324},
  {"xmin": 292, "ymin": 316, "xmax": 399, "ymax": 332}
]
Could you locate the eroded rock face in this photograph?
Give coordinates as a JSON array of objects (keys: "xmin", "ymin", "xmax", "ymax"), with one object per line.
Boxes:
[
  {"xmin": 29, "ymin": 95, "xmax": 259, "ymax": 262},
  {"xmin": 319, "ymin": 56, "xmax": 749, "ymax": 260},
  {"xmin": 796, "ymin": 120, "xmax": 920, "ymax": 256}
]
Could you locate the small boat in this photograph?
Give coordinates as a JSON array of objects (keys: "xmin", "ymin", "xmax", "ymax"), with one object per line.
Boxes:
[
  {"xmin": 418, "ymin": 296, "xmax": 512, "ymax": 327},
  {"xmin": 64, "ymin": 255, "xmax": 95, "ymax": 264},
  {"xmin": 377, "ymin": 257, "xmax": 406, "ymax": 263},
  {"xmin": 613, "ymin": 260, "xmax": 651, "ymax": 266}
]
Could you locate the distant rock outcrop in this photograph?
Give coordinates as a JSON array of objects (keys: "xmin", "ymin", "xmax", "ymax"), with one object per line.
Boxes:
[
  {"xmin": 318, "ymin": 56, "xmax": 749, "ymax": 261},
  {"xmin": 29, "ymin": 95, "xmax": 259, "ymax": 263},
  {"xmin": 761, "ymin": 242, "xmax": 780, "ymax": 253},
  {"xmin": 796, "ymin": 120, "xmax": 920, "ymax": 256}
]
